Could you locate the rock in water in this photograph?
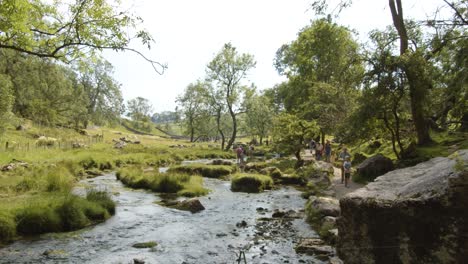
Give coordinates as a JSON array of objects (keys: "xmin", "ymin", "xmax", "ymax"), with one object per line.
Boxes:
[
  {"xmin": 337, "ymin": 150, "xmax": 468, "ymax": 264},
  {"xmin": 173, "ymin": 198, "xmax": 205, "ymax": 213}
]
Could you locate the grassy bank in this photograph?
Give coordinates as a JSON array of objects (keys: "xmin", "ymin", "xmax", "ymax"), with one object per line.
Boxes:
[
  {"xmin": 117, "ymin": 167, "xmax": 209, "ymax": 197},
  {"xmin": 168, "ymin": 164, "xmax": 236, "ymax": 178}
]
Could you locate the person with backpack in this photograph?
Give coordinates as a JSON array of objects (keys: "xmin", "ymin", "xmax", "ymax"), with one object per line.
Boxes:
[
  {"xmin": 315, "ymin": 143, "xmax": 323, "ymax": 160},
  {"xmin": 339, "ymin": 147, "xmax": 351, "ymax": 184},
  {"xmin": 343, "ymin": 157, "xmax": 352, "ymax": 188},
  {"xmin": 236, "ymin": 145, "xmax": 244, "ymax": 164}
]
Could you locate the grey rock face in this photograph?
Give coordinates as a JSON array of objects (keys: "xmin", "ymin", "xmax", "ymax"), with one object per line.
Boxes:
[
  {"xmin": 356, "ymin": 154, "xmax": 394, "ymax": 181},
  {"xmin": 337, "ymin": 150, "xmax": 468, "ymax": 264}
]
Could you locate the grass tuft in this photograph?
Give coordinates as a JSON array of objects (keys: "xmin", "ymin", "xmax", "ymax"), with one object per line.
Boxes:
[{"xmin": 231, "ymin": 173, "xmax": 273, "ymax": 193}]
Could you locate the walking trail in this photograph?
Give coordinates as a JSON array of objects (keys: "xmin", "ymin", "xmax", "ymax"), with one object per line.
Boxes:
[{"xmin": 303, "ymin": 150, "xmax": 364, "ymax": 199}]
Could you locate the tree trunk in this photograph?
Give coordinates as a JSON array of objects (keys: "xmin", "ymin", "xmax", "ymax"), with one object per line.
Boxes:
[
  {"xmin": 460, "ymin": 112, "xmax": 468, "ymax": 132},
  {"xmin": 215, "ymin": 110, "xmax": 225, "ymax": 150},
  {"xmin": 389, "ymin": 0, "xmax": 432, "ymax": 145},
  {"xmin": 225, "ymin": 104, "xmax": 237, "ymax": 151},
  {"xmin": 383, "ymin": 113, "xmax": 401, "ymax": 160}
]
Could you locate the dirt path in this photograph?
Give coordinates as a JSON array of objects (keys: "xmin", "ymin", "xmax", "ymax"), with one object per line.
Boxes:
[{"xmin": 303, "ymin": 150, "xmax": 364, "ymax": 199}]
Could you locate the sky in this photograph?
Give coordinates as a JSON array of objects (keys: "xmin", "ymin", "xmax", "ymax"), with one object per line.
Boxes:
[{"xmin": 103, "ymin": 0, "xmax": 448, "ymax": 113}]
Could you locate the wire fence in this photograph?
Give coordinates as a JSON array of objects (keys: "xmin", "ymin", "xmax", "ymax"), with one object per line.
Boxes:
[{"xmin": 0, "ymin": 134, "xmax": 104, "ymax": 152}]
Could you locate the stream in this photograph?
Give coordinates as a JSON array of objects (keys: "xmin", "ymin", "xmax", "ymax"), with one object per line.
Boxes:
[{"xmin": 0, "ymin": 162, "xmax": 325, "ymax": 264}]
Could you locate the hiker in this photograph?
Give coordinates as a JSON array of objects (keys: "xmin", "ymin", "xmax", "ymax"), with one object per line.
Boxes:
[
  {"xmin": 343, "ymin": 157, "xmax": 352, "ymax": 188},
  {"xmin": 324, "ymin": 140, "xmax": 332, "ymax": 162},
  {"xmin": 315, "ymin": 143, "xmax": 323, "ymax": 160},
  {"xmin": 236, "ymin": 145, "xmax": 244, "ymax": 164},
  {"xmin": 339, "ymin": 147, "xmax": 351, "ymax": 184},
  {"xmin": 309, "ymin": 139, "xmax": 316, "ymax": 155}
]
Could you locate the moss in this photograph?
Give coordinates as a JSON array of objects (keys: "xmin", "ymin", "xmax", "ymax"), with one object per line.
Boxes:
[
  {"xmin": 168, "ymin": 164, "xmax": 235, "ymax": 178},
  {"xmin": 0, "ymin": 212, "xmax": 16, "ymax": 242},
  {"xmin": 270, "ymin": 168, "xmax": 282, "ymax": 179},
  {"xmin": 132, "ymin": 241, "xmax": 158, "ymax": 248},
  {"xmin": 231, "ymin": 173, "xmax": 273, "ymax": 193}
]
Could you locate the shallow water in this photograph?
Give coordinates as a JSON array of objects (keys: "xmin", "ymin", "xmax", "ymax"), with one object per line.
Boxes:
[{"xmin": 0, "ymin": 170, "xmax": 325, "ymax": 264}]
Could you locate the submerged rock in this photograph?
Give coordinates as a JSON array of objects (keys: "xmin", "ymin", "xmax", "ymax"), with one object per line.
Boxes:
[{"xmin": 338, "ymin": 150, "xmax": 468, "ymax": 264}]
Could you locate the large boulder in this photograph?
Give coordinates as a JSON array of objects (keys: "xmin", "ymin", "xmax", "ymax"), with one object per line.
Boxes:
[
  {"xmin": 356, "ymin": 154, "xmax": 393, "ymax": 181},
  {"xmin": 337, "ymin": 150, "xmax": 468, "ymax": 264},
  {"xmin": 306, "ymin": 196, "xmax": 340, "ymax": 221}
]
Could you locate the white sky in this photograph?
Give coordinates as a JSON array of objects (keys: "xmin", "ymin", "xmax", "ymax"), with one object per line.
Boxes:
[{"xmin": 103, "ymin": 0, "xmax": 448, "ymax": 113}]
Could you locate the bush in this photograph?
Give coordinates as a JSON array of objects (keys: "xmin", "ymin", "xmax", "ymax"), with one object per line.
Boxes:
[
  {"xmin": 0, "ymin": 212, "xmax": 16, "ymax": 242},
  {"xmin": 16, "ymin": 206, "xmax": 62, "ymax": 235},
  {"xmin": 231, "ymin": 173, "xmax": 273, "ymax": 193},
  {"xmin": 56, "ymin": 196, "xmax": 89, "ymax": 231}
]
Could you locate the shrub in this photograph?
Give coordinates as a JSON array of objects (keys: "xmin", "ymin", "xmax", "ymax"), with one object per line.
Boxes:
[
  {"xmin": 149, "ymin": 174, "xmax": 186, "ymax": 193},
  {"xmin": 231, "ymin": 173, "xmax": 273, "ymax": 193},
  {"xmin": 82, "ymin": 201, "xmax": 110, "ymax": 221},
  {"xmin": 56, "ymin": 196, "xmax": 89, "ymax": 231},
  {"xmin": 16, "ymin": 206, "xmax": 62, "ymax": 235},
  {"xmin": 0, "ymin": 212, "xmax": 16, "ymax": 242}
]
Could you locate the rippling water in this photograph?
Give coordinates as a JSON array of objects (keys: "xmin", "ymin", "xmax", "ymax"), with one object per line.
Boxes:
[{"xmin": 0, "ymin": 169, "xmax": 324, "ymax": 264}]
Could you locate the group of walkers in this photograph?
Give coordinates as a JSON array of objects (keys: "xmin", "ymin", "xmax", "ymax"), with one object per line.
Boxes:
[
  {"xmin": 309, "ymin": 139, "xmax": 353, "ymax": 188},
  {"xmin": 235, "ymin": 143, "xmax": 255, "ymax": 167}
]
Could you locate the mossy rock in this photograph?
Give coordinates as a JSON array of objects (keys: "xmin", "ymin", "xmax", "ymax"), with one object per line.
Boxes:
[
  {"xmin": 132, "ymin": 241, "xmax": 158, "ymax": 248},
  {"xmin": 231, "ymin": 173, "xmax": 273, "ymax": 193}
]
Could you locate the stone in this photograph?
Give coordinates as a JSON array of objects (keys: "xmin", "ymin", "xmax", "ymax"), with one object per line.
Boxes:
[
  {"xmin": 322, "ymin": 216, "xmax": 337, "ymax": 226},
  {"xmin": 356, "ymin": 154, "xmax": 394, "ymax": 181},
  {"xmin": 133, "ymin": 258, "xmax": 145, "ymax": 264},
  {"xmin": 212, "ymin": 159, "xmax": 233, "ymax": 166},
  {"xmin": 337, "ymin": 150, "xmax": 468, "ymax": 264},
  {"xmin": 306, "ymin": 196, "xmax": 340, "ymax": 218},
  {"xmin": 328, "ymin": 256, "xmax": 344, "ymax": 264},
  {"xmin": 114, "ymin": 141, "xmax": 126, "ymax": 149},
  {"xmin": 236, "ymin": 220, "xmax": 248, "ymax": 228},
  {"xmin": 173, "ymin": 198, "xmax": 205, "ymax": 213},
  {"xmin": 295, "ymin": 238, "xmax": 334, "ymax": 256}
]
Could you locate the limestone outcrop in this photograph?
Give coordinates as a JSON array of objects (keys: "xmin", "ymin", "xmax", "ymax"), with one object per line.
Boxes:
[
  {"xmin": 337, "ymin": 150, "xmax": 468, "ymax": 264},
  {"xmin": 356, "ymin": 154, "xmax": 393, "ymax": 181}
]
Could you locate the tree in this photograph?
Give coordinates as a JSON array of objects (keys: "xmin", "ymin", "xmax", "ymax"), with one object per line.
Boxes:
[
  {"xmin": 79, "ymin": 59, "xmax": 124, "ymax": 128},
  {"xmin": 0, "ymin": 0, "xmax": 165, "ymax": 73},
  {"xmin": 176, "ymin": 81, "xmax": 210, "ymax": 142},
  {"xmin": 274, "ymin": 19, "xmax": 363, "ymax": 143},
  {"xmin": 127, "ymin": 97, "xmax": 153, "ymax": 123},
  {"xmin": 389, "ymin": 0, "xmax": 433, "ymax": 145},
  {"xmin": 244, "ymin": 91, "xmax": 274, "ymax": 144},
  {"xmin": 206, "ymin": 43, "xmax": 256, "ymax": 151},
  {"xmin": 272, "ymin": 113, "xmax": 318, "ymax": 167}
]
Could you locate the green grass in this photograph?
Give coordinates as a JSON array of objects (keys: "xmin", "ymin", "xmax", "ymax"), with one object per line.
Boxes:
[
  {"xmin": 168, "ymin": 164, "xmax": 236, "ymax": 178},
  {"xmin": 117, "ymin": 167, "xmax": 209, "ymax": 197},
  {"xmin": 231, "ymin": 173, "xmax": 273, "ymax": 193}
]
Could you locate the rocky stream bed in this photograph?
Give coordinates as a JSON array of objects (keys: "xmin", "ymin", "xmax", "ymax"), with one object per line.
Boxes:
[{"xmin": 0, "ymin": 170, "xmax": 328, "ymax": 264}]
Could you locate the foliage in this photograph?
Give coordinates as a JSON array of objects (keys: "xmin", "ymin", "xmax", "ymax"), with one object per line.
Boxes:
[
  {"xmin": 0, "ymin": 0, "xmax": 164, "ymax": 73},
  {"xmin": 206, "ymin": 43, "xmax": 256, "ymax": 151},
  {"xmin": 272, "ymin": 113, "xmax": 318, "ymax": 163},
  {"xmin": 127, "ymin": 97, "xmax": 153, "ymax": 123}
]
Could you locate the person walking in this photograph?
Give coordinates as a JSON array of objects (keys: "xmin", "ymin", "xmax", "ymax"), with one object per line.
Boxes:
[
  {"xmin": 324, "ymin": 140, "xmax": 332, "ymax": 162},
  {"xmin": 315, "ymin": 143, "xmax": 323, "ymax": 161},
  {"xmin": 309, "ymin": 139, "xmax": 316, "ymax": 155},
  {"xmin": 236, "ymin": 145, "xmax": 244, "ymax": 164},
  {"xmin": 339, "ymin": 147, "xmax": 351, "ymax": 184},
  {"xmin": 343, "ymin": 157, "xmax": 352, "ymax": 188}
]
